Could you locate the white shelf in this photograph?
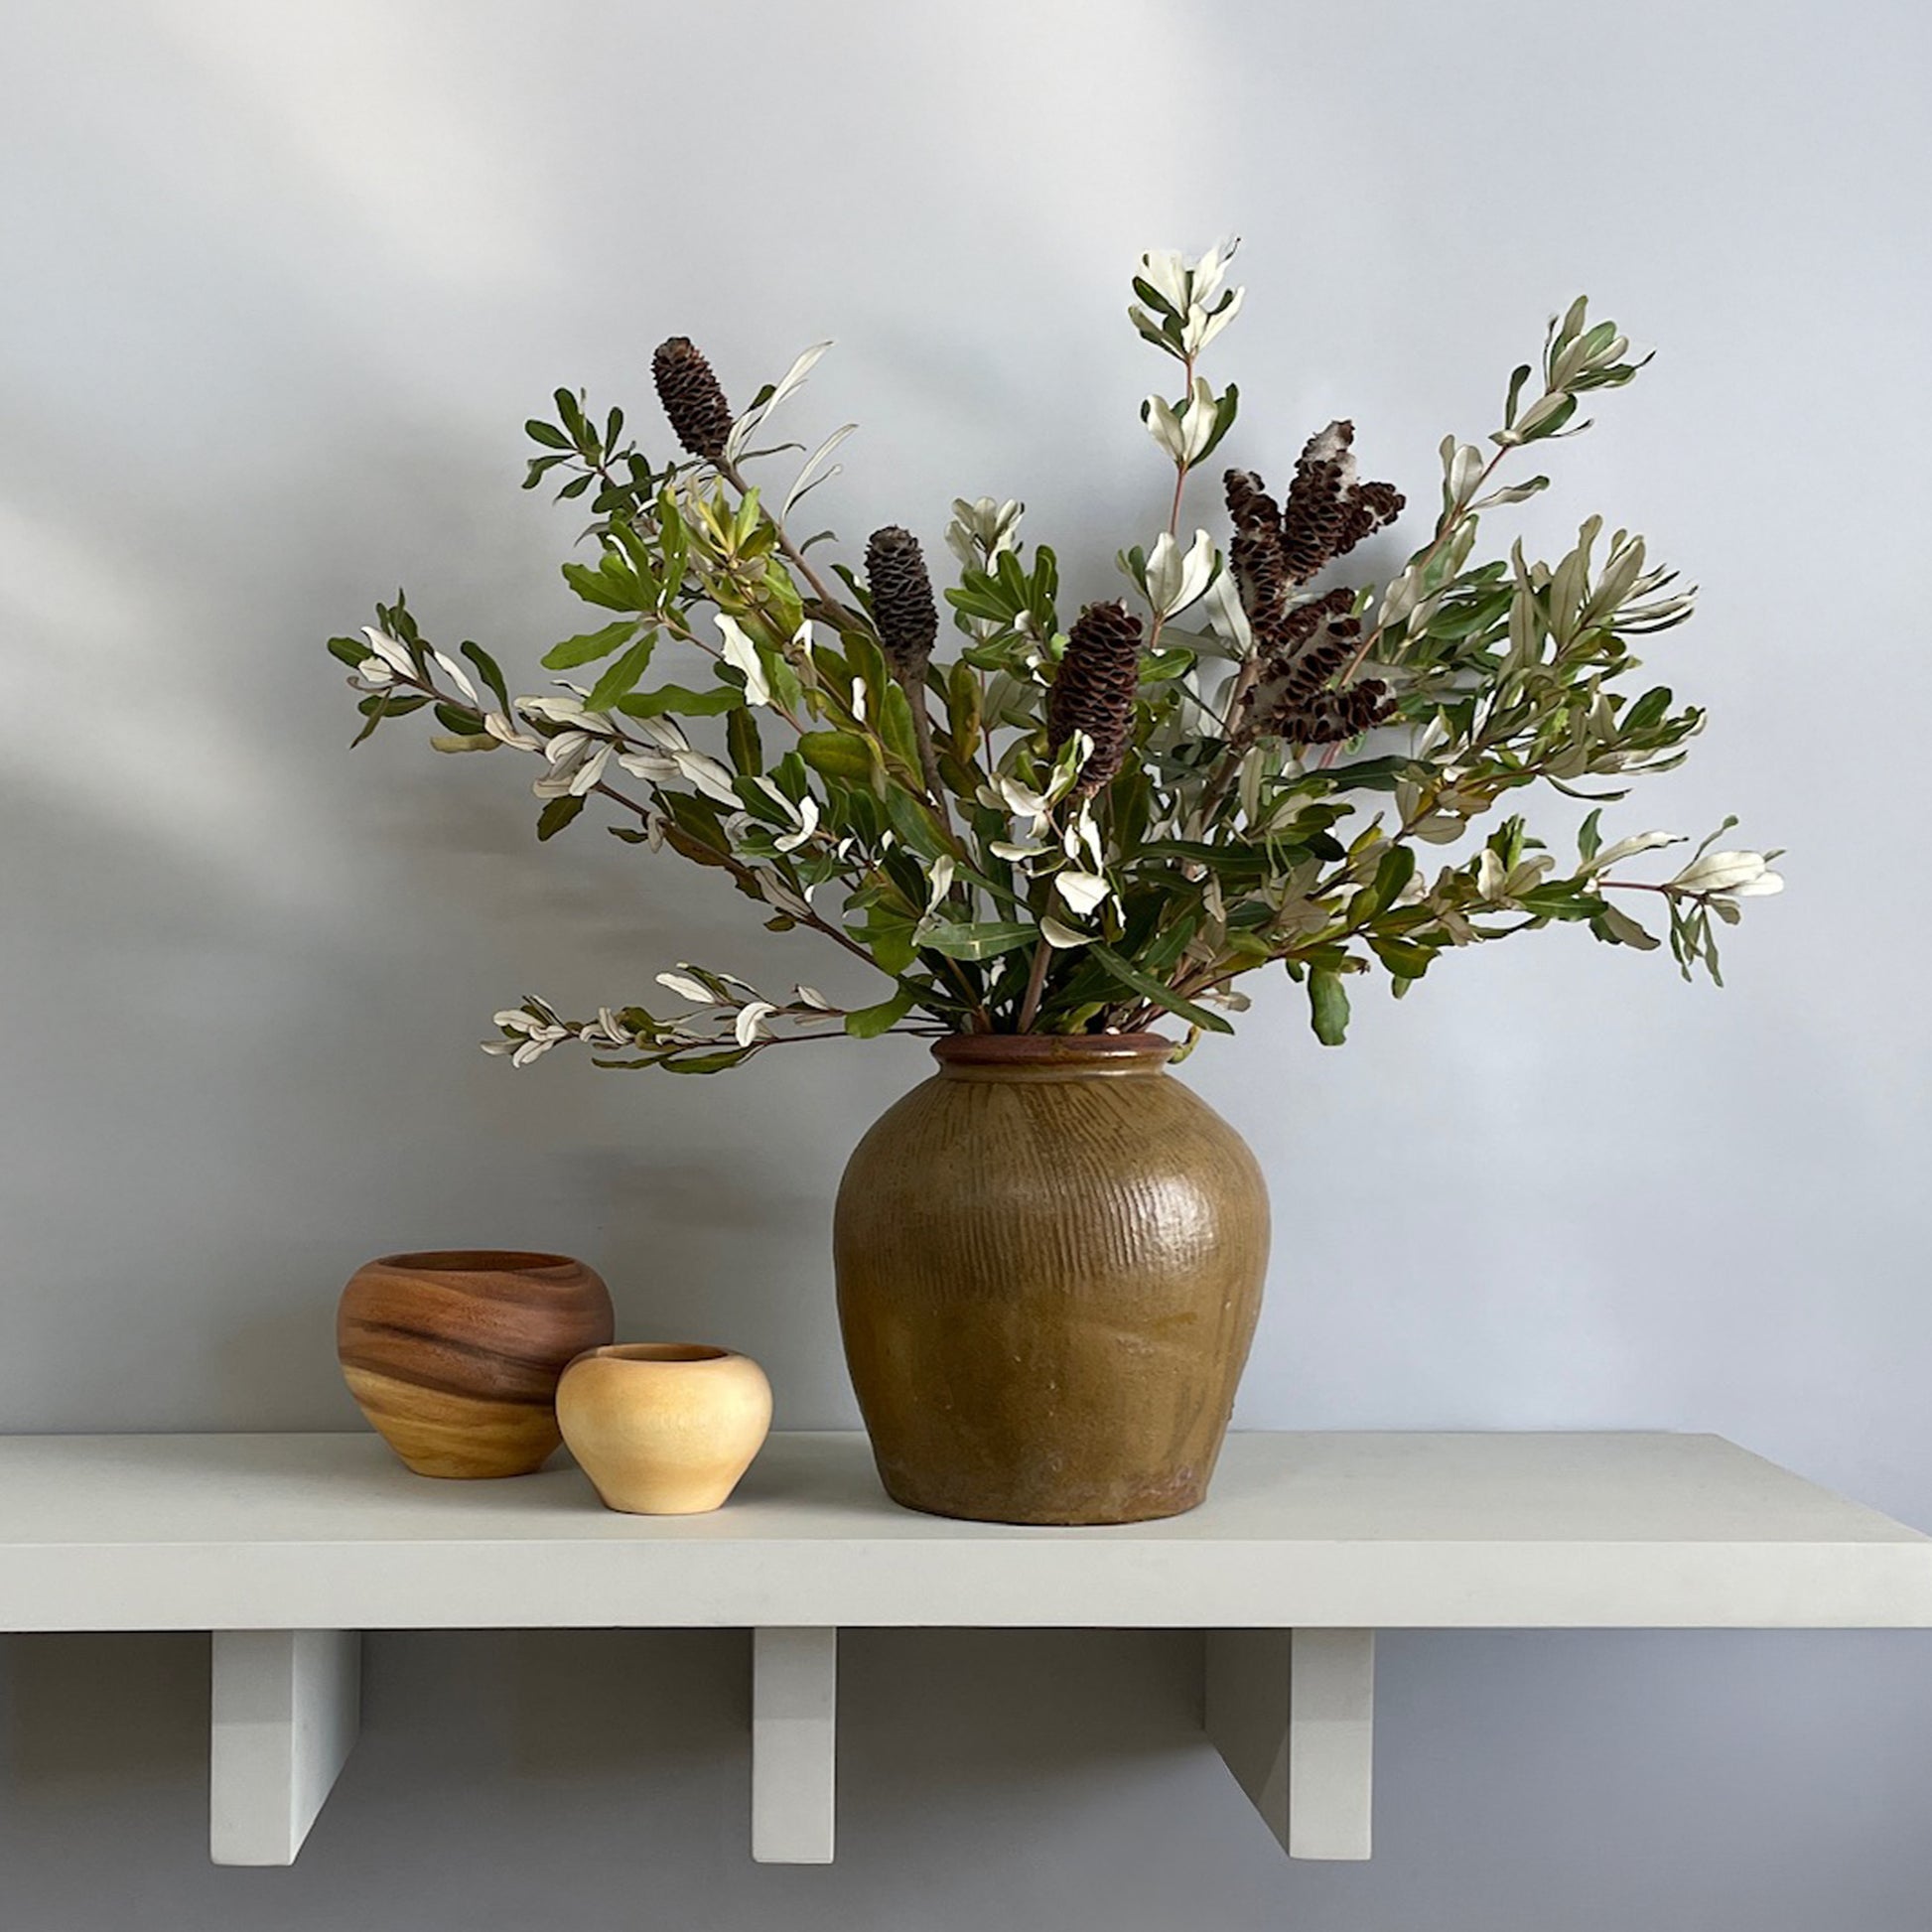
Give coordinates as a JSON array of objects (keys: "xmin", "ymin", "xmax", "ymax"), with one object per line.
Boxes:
[{"xmin": 2, "ymin": 1430, "xmax": 1926, "ymax": 1865}]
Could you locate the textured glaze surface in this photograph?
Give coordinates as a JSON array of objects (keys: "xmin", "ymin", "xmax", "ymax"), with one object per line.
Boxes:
[
  {"xmin": 556, "ymin": 1343, "xmax": 772, "ymax": 1514},
  {"xmin": 835, "ymin": 1039, "xmax": 1270, "ymax": 1524},
  {"xmin": 336, "ymin": 1251, "xmax": 614, "ymax": 1478}
]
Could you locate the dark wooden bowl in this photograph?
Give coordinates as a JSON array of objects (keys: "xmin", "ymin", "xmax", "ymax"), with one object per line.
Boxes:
[{"xmin": 337, "ymin": 1250, "xmax": 614, "ymax": 1477}]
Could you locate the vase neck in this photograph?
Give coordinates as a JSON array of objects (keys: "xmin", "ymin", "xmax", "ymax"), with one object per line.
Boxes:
[{"xmin": 931, "ymin": 1033, "xmax": 1174, "ymax": 1081}]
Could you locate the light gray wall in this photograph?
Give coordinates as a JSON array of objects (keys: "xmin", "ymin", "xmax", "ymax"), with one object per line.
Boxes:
[{"xmin": 3, "ymin": 0, "xmax": 1928, "ymax": 1924}]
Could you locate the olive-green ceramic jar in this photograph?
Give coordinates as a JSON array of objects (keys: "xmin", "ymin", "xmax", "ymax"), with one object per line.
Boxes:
[{"xmin": 834, "ymin": 1033, "xmax": 1269, "ymax": 1524}]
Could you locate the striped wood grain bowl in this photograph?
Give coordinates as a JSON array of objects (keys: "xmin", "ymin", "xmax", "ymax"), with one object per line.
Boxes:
[{"xmin": 337, "ymin": 1250, "xmax": 615, "ymax": 1478}]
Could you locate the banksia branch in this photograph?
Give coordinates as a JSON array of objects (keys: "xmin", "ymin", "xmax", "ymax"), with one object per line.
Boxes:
[
  {"xmin": 652, "ymin": 337, "xmax": 734, "ymax": 462},
  {"xmin": 1048, "ymin": 601, "xmax": 1144, "ymax": 796}
]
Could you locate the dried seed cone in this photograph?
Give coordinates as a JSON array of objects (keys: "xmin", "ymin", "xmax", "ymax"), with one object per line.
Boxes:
[
  {"xmin": 1047, "ymin": 600, "xmax": 1144, "ymax": 793},
  {"xmin": 651, "ymin": 337, "xmax": 734, "ymax": 461},
  {"xmin": 1280, "ymin": 421, "xmax": 1405, "ymax": 581},
  {"xmin": 865, "ymin": 526, "xmax": 939, "ymax": 673}
]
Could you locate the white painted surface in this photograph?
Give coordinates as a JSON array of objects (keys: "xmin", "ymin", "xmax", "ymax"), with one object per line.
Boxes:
[
  {"xmin": 207, "ymin": 1628, "xmax": 360, "ymax": 1865},
  {"xmin": 1203, "ymin": 1628, "xmax": 1375, "ymax": 1861},
  {"xmin": 1288, "ymin": 1630, "xmax": 1375, "ymax": 1862},
  {"xmin": 1204, "ymin": 1629, "xmax": 1291, "ymax": 1844},
  {"xmin": 753, "ymin": 1627, "xmax": 837, "ymax": 1864},
  {"xmin": 2, "ymin": 1432, "xmax": 1927, "ymax": 1633}
]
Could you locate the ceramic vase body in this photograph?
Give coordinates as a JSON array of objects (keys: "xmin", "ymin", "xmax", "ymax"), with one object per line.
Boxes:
[
  {"xmin": 337, "ymin": 1250, "xmax": 614, "ymax": 1478},
  {"xmin": 557, "ymin": 1344, "xmax": 773, "ymax": 1514},
  {"xmin": 834, "ymin": 1034, "xmax": 1270, "ymax": 1525}
]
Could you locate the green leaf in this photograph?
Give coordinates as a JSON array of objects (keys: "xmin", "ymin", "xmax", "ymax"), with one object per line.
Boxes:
[
  {"xmin": 876, "ymin": 678, "xmax": 922, "ymax": 774},
  {"xmin": 1370, "ymin": 936, "xmax": 1436, "ymax": 979},
  {"xmin": 458, "ymin": 640, "xmax": 509, "ymax": 710},
  {"xmin": 1578, "ymin": 807, "xmax": 1603, "ymax": 865},
  {"xmin": 543, "ymin": 621, "xmax": 637, "ymax": 670},
  {"xmin": 726, "ymin": 705, "xmax": 764, "ymax": 775},
  {"xmin": 326, "ymin": 635, "xmax": 366, "ymax": 668},
  {"xmin": 917, "ymin": 920, "xmax": 1036, "ymax": 962},
  {"xmin": 561, "ymin": 556, "xmax": 645, "ymax": 612},
  {"xmin": 945, "ymin": 659, "xmax": 982, "ymax": 757},
  {"xmin": 1309, "ymin": 968, "xmax": 1350, "ymax": 1045},
  {"xmin": 1088, "ymin": 945, "xmax": 1234, "ymax": 1034},
  {"xmin": 619, "ymin": 683, "xmax": 744, "ymax": 719},
  {"xmin": 661, "ymin": 1046, "xmax": 756, "ymax": 1074},
  {"xmin": 845, "ymin": 984, "xmax": 916, "ymax": 1039},
  {"xmin": 864, "ymin": 913, "xmax": 920, "ymax": 976},
  {"xmin": 537, "ymin": 795, "xmax": 586, "ymax": 840},
  {"xmin": 525, "ymin": 419, "xmax": 571, "ymax": 450},
  {"xmin": 586, "ymin": 636, "xmax": 657, "ymax": 712},
  {"xmin": 798, "ymin": 731, "xmax": 883, "ymax": 787}
]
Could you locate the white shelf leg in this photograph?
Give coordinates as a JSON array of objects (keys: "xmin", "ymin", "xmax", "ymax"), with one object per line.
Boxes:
[
  {"xmin": 1204, "ymin": 1628, "xmax": 1375, "ymax": 1862},
  {"xmin": 752, "ymin": 1626, "xmax": 836, "ymax": 1863},
  {"xmin": 209, "ymin": 1629, "xmax": 361, "ymax": 1866}
]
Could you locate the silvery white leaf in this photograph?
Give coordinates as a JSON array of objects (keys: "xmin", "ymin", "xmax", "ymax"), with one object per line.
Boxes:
[
  {"xmin": 355, "ymin": 656, "xmax": 395, "ymax": 686},
  {"xmin": 483, "ymin": 712, "xmax": 542, "ymax": 752},
  {"xmin": 783, "ymin": 422, "xmax": 858, "ymax": 519},
  {"xmin": 1138, "ymin": 249, "xmax": 1189, "ymax": 311},
  {"xmin": 632, "ymin": 715, "xmax": 690, "ymax": 754},
  {"xmin": 359, "ymin": 626, "xmax": 415, "ymax": 676},
  {"xmin": 724, "ymin": 341, "xmax": 834, "ymax": 461},
  {"xmin": 1144, "ymin": 393, "xmax": 1186, "ymax": 463},
  {"xmin": 656, "ymin": 971, "xmax": 715, "ymax": 1005},
  {"xmin": 1725, "ymin": 870, "xmax": 1783, "ymax": 897},
  {"xmin": 735, "ymin": 1002, "xmax": 778, "ymax": 1047},
  {"xmin": 432, "ymin": 650, "xmax": 480, "ymax": 706},
  {"xmin": 1589, "ymin": 830, "xmax": 1687, "ymax": 871},
  {"xmin": 1203, "ymin": 567, "xmax": 1253, "ymax": 655},
  {"xmin": 673, "ymin": 751, "xmax": 744, "ymax": 807},
  {"xmin": 1180, "ymin": 378, "xmax": 1220, "ymax": 460},
  {"xmin": 545, "ymin": 730, "xmax": 590, "ymax": 766},
  {"xmin": 1188, "ymin": 284, "xmax": 1245, "ymax": 353},
  {"xmin": 773, "ymin": 794, "xmax": 820, "ymax": 853},
  {"xmin": 925, "ymin": 854, "xmax": 955, "ymax": 912},
  {"xmin": 793, "ymin": 986, "xmax": 835, "ymax": 1011},
  {"xmin": 567, "ymin": 743, "xmax": 612, "ymax": 796},
  {"xmin": 1038, "ymin": 915, "xmax": 1091, "ymax": 950},
  {"xmin": 1670, "ymin": 850, "xmax": 1771, "ymax": 895},
  {"xmin": 617, "ymin": 750, "xmax": 679, "ymax": 783},
  {"xmin": 715, "ymin": 614, "xmax": 771, "ymax": 706},
  {"xmin": 1054, "ymin": 870, "xmax": 1110, "ymax": 916},
  {"xmin": 757, "ymin": 872, "xmax": 812, "ymax": 918}
]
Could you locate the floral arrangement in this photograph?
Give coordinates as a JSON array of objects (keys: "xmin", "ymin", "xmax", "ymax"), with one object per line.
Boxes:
[{"xmin": 327, "ymin": 240, "xmax": 1780, "ymax": 1072}]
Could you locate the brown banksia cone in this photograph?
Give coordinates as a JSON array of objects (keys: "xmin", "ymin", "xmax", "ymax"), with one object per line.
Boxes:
[
  {"xmin": 1281, "ymin": 421, "xmax": 1405, "ymax": 582},
  {"xmin": 1224, "ymin": 469, "xmax": 1292, "ymax": 637},
  {"xmin": 864, "ymin": 526, "xmax": 939, "ymax": 675},
  {"xmin": 1047, "ymin": 600, "xmax": 1144, "ymax": 794},
  {"xmin": 651, "ymin": 337, "xmax": 734, "ymax": 462}
]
